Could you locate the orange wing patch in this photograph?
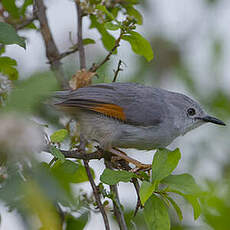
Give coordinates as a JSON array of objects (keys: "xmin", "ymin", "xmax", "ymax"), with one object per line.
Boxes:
[{"xmin": 90, "ymin": 104, "xmax": 126, "ymax": 121}]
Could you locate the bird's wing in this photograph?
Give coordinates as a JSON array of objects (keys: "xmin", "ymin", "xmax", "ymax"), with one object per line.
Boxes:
[{"xmin": 54, "ymin": 83, "xmax": 165, "ymax": 126}]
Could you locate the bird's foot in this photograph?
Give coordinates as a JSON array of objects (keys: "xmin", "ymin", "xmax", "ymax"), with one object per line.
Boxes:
[
  {"xmin": 130, "ymin": 163, "xmax": 152, "ymax": 173},
  {"xmin": 109, "ymin": 148, "xmax": 151, "ymax": 172}
]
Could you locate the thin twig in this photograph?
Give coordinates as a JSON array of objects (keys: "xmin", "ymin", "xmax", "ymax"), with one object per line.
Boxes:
[
  {"xmin": 47, "ymin": 42, "xmax": 94, "ymax": 64},
  {"xmin": 115, "ymin": 159, "xmax": 143, "ymax": 216},
  {"xmin": 132, "ymin": 178, "xmax": 142, "ymax": 216},
  {"xmin": 54, "ymin": 45, "xmax": 80, "ymax": 62},
  {"xmin": 84, "ymin": 159, "xmax": 110, "ymax": 230},
  {"xmin": 34, "ymin": 0, "xmax": 68, "ymax": 89},
  {"xmin": 105, "ymin": 160, "xmax": 128, "ymax": 230},
  {"xmin": 89, "ymin": 32, "xmax": 124, "ymax": 72},
  {"xmin": 112, "ymin": 60, "xmax": 123, "ymax": 82},
  {"xmin": 15, "ymin": 15, "xmax": 38, "ymax": 30},
  {"xmin": 76, "ymin": 1, "xmax": 86, "ymax": 69}
]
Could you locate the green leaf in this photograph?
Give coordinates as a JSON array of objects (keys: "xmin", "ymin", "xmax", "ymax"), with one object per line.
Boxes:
[
  {"xmin": 144, "ymin": 194, "xmax": 170, "ymax": 230},
  {"xmin": 170, "ymin": 190, "xmax": 201, "ymax": 220},
  {"xmin": 100, "ymin": 168, "xmax": 135, "ymax": 185},
  {"xmin": 52, "ymin": 160, "xmax": 93, "ymax": 184},
  {"xmin": 83, "ymin": 38, "xmax": 96, "ymax": 45},
  {"xmin": 5, "ymin": 72, "xmax": 58, "ymax": 113},
  {"xmin": 104, "ymin": 22, "xmax": 120, "ymax": 31},
  {"xmin": 140, "ymin": 181, "xmax": 155, "ymax": 205},
  {"xmin": 162, "ymin": 173, "xmax": 201, "ymax": 195},
  {"xmin": 0, "ymin": 56, "xmax": 18, "ymax": 80},
  {"xmin": 69, "ymin": 38, "xmax": 95, "ymax": 51},
  {"xmin": 126, "ymin": 0, "xmax": 139, "ymax": 4},
  {"xmin": 184, "ymin": 195, "xmax": 201, "ymax": 220},
  {"xmin": 66, "ymin": 212, "xmax": 89, "ymax": 230},
  {"xmin": 50, "ymin": 129, "xmax": 68, "ymax": 143},
  {"xmin": 21, "ymin": 0, "xmax": 33, "ymax": 16},
  {"xmin": 50, "ymin": 146, "xmax": 65, "ymax": 163},
  {"xmin": 125, "ymin": 6, "xmax": 143, "ymax": 25},
  {"xmin": 96, "ymin": 5, "xmax": 115, "ymax": 20},
  {"xmin": 72, "ymin": 164, "xmax": 94, "ymax": 183},
  {"xmin": 151, "ymin": 148, "xmax": 181, "ymax": 182},
  {"xmin": 90, "ymin": 15, "xmax": 116, "ymax": 51},
  {"xmin": 2, "ymin": 0, "xmax": 20, "ymax": 18},
  {"xmin": 0, "ymin": 22, "xmax": 26, "ymax": 49},
  {"xmin": 122, "ymin": 31, "xmax": 153, "ymax": 61},
  {"xmin": 165, "ymin": 196, "xmax": 183, "ymax": 221}
]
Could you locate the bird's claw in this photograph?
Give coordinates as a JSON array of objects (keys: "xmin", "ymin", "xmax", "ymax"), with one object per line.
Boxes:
[{"xmin": 130, "ymin": 164, "xmax": 152, "ymax": 173}]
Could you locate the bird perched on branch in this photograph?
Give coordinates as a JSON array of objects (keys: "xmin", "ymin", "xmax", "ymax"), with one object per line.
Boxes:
[{"xmin": 53, "ymin": 82, "xmax": 225, "ymax": 170}]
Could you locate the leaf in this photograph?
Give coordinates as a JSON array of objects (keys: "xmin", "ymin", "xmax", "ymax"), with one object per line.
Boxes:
[
  {"xmin": 20, "ymin": 0, "xmax": 33, "ymax": 16},
  {"xmin": 24, "ymin": 181, "xmax": 62, "ymax": 230},
  {"xmin": 184, "ymin": 195, "xmax": 201, "ymax": 220},
  {"xmin": 122, "ymin": 31, "xmax": 153, "ymax": 61},
  {"xmin": 144, "ymin": 194, "xmax": 170, "ymax": 230},
  {"xmin": 151, "ymin": 148, "xmax": 181, "ymax": 183},
  {"xmin": 140, "ymin": 181, "xmax": 155, "ymax": 205},
  {"xmin": 66, "ymin": 212, "xmax": 89, "ymax": 230},
  {"xmin": 69, "ymin": 38, "xmax": 95, "ymax": 51},
  {"xmin": 0, "ymin": 22, "xmax": 26, "ymax": 49},
  {"xmin": 104, "ymin": 22, "xmax": 120, "ymax": 31},
  {"xmin": 50, "ymin": 146, "xmax": 65, "ymax": 163},
  {"xmin": 69, "ymin": 69, "xmax": 96, "ymax": 90},
  {"xmin": 100, "ymin": 168, "xmax": 135, "ymax": 185},
  {"xmin": 83, "ymin": 38, "xmax": 96, "ymax": 45},
  {"xmin": 0, "ymin": 56, "xmax": 18, "ymax": 80},
  {"xmin": 165, "ymin": 196, "xmax": 183, "ymax": 221},
  {"xmin": 162, "ymin": 174, "xmax": 201, "ymax": 195},
  {"xmin": 125, "ymin": 6, "xmax": 143, "ymax": 25},
  {"xmin": 2, "ymin": 0, "xmax": 20, "ymax": 18},
  {"xmin": 5, "ymin": 72, "xmax": 58, "ymax": 113},
  {"xmin": 96, "ymin": 5, "xmax": 115, "ymax": 20},
  {"xmin": 170, "ymin": 190, "xmax": 201, "ymax": 220},
  {"xmin": 90, "ymin": 15, "xmax": 116, "ymax": 51},
  {"xmin": 51, "ymin": 160, "xmax": 93, "ymax": 184},
  {"xmin": 126, "ymin": 0, "xmax": 139, "ymax": 4},
  {"xmin": 50, "ymin": 129, "xmax": 68, "ymax": 143}
]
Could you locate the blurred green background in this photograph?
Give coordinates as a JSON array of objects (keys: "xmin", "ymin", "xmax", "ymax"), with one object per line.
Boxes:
[{"xmin": 0, "ymin": 0, "xmax": 230, "ymax": 229}]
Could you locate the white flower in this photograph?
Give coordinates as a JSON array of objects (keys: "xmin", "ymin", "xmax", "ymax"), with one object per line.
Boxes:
[{"xmin": 0, "ymin": 114, "xmax": 44, "ymax": 156}]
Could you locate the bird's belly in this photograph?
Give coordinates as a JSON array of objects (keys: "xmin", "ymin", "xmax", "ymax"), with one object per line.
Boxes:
[
  {"xmin": 77, "ymin": 113, "xmax": 178, "ymax": 150},
  {"xmin": 112, "ymin": 124, "xmax": 174, "ymax": 150}
]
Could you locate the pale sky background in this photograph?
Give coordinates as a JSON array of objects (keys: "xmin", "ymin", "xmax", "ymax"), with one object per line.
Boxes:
[{"xmin": 1, "ymin": 0, "xmax": 230, "ymax": 229}]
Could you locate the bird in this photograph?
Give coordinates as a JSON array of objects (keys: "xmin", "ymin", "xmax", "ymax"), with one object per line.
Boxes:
[{"xmin": 53, "ymin": 82, "xmax": 226, "ymax": 170}]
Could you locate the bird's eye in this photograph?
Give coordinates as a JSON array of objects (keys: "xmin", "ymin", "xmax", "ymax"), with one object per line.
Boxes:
[{"xmin": 187, "ymin": 108, "xmax": 196, "ymax": 116}]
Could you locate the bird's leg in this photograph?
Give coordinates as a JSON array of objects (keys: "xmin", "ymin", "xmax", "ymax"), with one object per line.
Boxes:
[
  {"xmin": 78, "ymin": 134, "xmax": 87, "ymax": 153},
  {"xmin": 110, "ymin": 147, "xmax": 128, "ymax": 164},
  {"xmin": 109, "ymin": 148, "xmax": 151, "ymax": 172},
  {"xmin": 113, "ymin": 147, "xmax": 127, "ymax": 156}
]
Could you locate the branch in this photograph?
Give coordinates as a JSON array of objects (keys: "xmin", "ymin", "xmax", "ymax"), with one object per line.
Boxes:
[
  {"xmin": 34, "ymin": 0, "xmax": 68, "ymax": 89},
  {"xmin": 84, "ymin": 159, "xmax": 110, "ymax": 230},
  {"xmin": 15, "ymin": 15, "xmax": 38, "ymax": 30},
  {"xmin": 89, "ymin": 32, "xmax": 123, "ymax": 73},
  {"xmin": 132, "ymin": 178, "xmax": 142, "ymax": 216},
  {"xmin": 112, "ymin": 60, "xmax": 123, "ymax": 82},
  {"xmin": 105, "ymin": 160, "xmax": 128, "ymax": 230},
  {"xmin": 75, "ymin": 1, "xmax": 86, "ymax": 69},
  {"xmin": 115, "ymin": 159, "xmax": 143, "ymax": 216},
  {"xmin": 53, "ymin": 44, "xmax": 80, "ymax": 62},
  {"xmin": 44, "ymin": 144, "xmax": 110, "ymax": 160}
]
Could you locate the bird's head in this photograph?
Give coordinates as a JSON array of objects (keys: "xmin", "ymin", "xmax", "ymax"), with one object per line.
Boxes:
[{"xmin": 166, "ymin": 91, "xmax": 226, "ymax": 135}]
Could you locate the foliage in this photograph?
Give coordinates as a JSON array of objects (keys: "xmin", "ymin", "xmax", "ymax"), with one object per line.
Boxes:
[
  {"xmin": 0, "ymin": 0, "xmax": 228, "ymax": 230},
  {"xmin": 101, "ymin": 148, "xmax": 201, "ymax": 229}
]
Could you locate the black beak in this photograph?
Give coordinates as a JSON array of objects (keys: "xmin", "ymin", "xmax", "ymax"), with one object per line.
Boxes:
[{"xmin": 200, "ymin": 115, "xmax": 226, "ymax": 126}]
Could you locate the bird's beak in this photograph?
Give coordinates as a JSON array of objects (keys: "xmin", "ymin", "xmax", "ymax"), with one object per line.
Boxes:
[{"xmin": 200, "ymin": 115, "xmax": 226, "ymax": 126}]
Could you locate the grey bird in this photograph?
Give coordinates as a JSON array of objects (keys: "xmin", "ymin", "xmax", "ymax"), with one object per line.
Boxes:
[{"xmin": 53, "ymin": 82, "xmax": 225, "ymax": 169}]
